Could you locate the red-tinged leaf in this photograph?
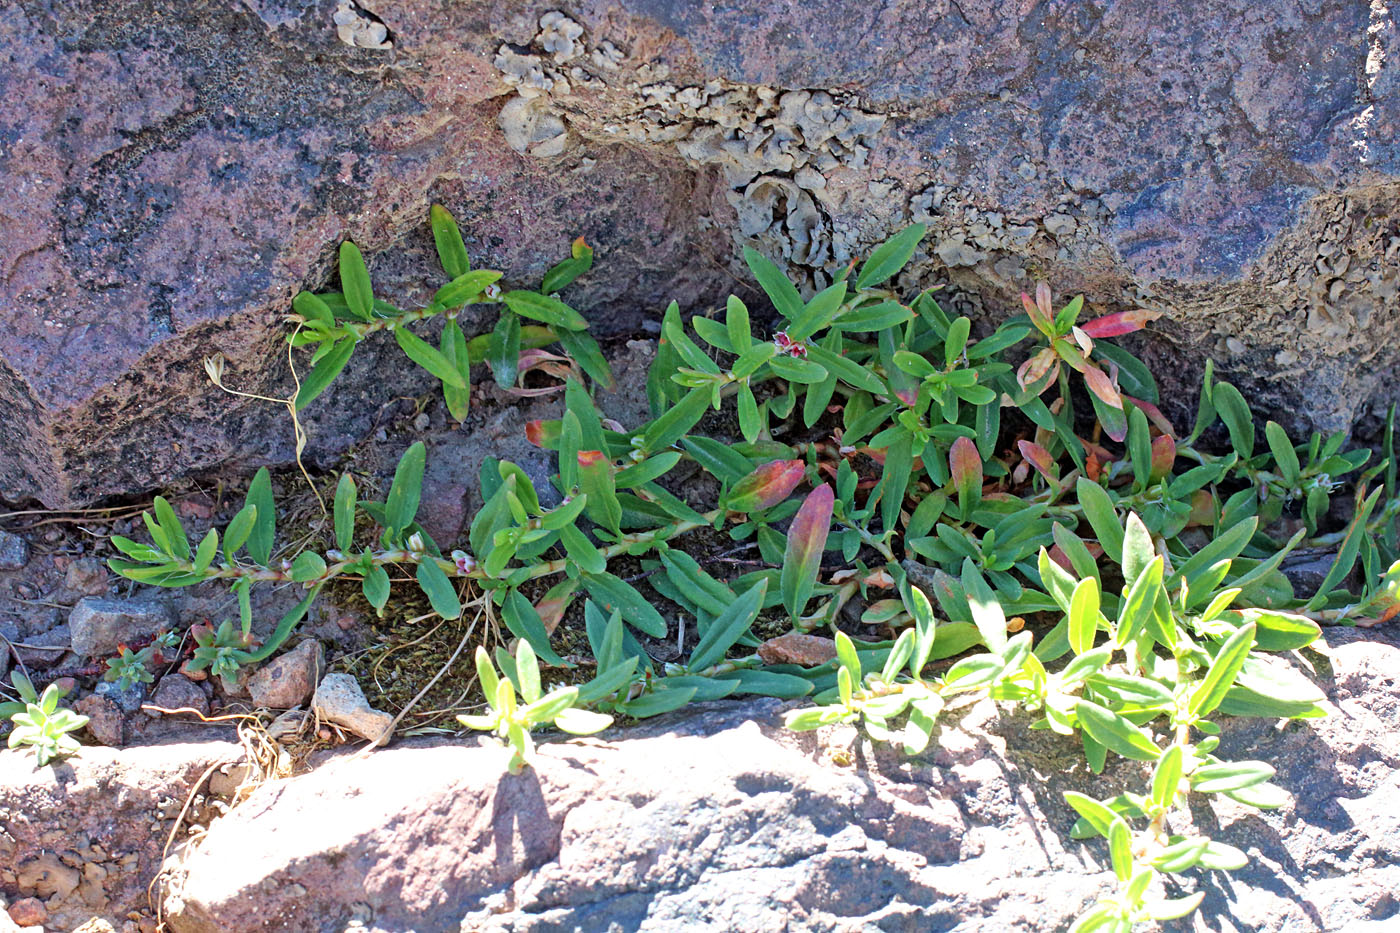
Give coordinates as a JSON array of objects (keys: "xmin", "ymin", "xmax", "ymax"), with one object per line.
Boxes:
[
  {"xmin": 1016, "ymin": 347, "xmax": 1059, "ymax": 394},
  {"xmin": 1123, "ymin": 395, "xmax": 1177, "ymax": 438},
  {"xmin": 1081, "ymin": 363, "xmax": 1124, "ymax": 411},
  {"xmin": 1023, "ymin": 289, "xmax": 1054, "ymax": 337},
  {"xmin": 1079, "ymin": 308, "xmax": 1163, "ymax": 339},
  {"xmin": 535, "ymin": 581, "xmax": 577, "ymax": 635},
  {"xmin": 726, "ymin": 459, "xmax": 806, "ymax": 513},
  {"xmin": 571, "ymin": 235, "xmax": 591, "ymax": 259},
  {"xmin": 1187, "ymin": 489, "xmax": 1216, "ymax": 527},
  {"xmin": 1017, "ymin": 440, "xmax": 1059, "ymax": 485},
  {"xmin": 1036, "ymin": 282, "xmax": 1053, "ymax": 318},
  {"xmin": 1086, "ymin": 451, "xmax": 1103, "ymax": 482},
  {"xmin": 578, "ymin": 450, "xmax": 622, "ymax": 533},
  {"xmin": 1048, "ymin": 544, "xmax": 1077, "ymax": 574},
  {"xmin": 781, "ymin": 485, "xmax": 835, "ymax": 619},
  {"xmin": 1149, "ymin": 434, "xmax": 1176, "ymax": 482},
  {"xmin": 526, "ymin": 419, "xmax": 560, "ymax": 448},
  {"xmin": 950, "ymin": 436, "xmax": 983, "ymax": 516}
]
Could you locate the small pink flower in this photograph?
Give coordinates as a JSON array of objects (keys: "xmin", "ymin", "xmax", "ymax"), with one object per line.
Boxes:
[{"xmin": 773, "ymin": 331, "xmax": 808, "ymax": 358}]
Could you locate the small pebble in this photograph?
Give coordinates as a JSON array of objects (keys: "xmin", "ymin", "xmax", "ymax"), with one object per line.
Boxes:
[{"xmin": 0, "ymin": 529, "xmax": 29, "ymax": 571}]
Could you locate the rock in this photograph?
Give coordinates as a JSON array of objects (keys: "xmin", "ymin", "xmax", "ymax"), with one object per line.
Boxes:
[
  {"xmin": 1, "ymin": 739, "xmax": 242, "ymax": 931},
  {"xmin": 4, "ymin": 897, "xmax": 45, "ymax": 928},
  {"xmin": 0, "ymin": 531, "xmax": 29, "ymax": 571},
  {"xmin": 145, "ymin": 674, "xmax": 211, "ymax": 718},
  {"xmin": 2, "ymin": 0, "xmax": 1395, "ymax": 507},
  {"xmin": 74, "ymin": 693, "xmax": 126, "ymax": 747},
  {"xmin": 311, "ymin": 673, "xmax": 394, "ymax": 746},
  {"xmin": 68, "ymin": 597, "xmax": 178, "ymax": 661},
  {"xmin": 247, "ymin": 640, "xmax": 323, "ymax": 710},
  {"xmin": 94, "ymin": 679, "xmax": 147, "ymax": 714},
  {"xmin": 63, "ymin": 557, "xmax": 111, "ymax": 598},
  {"xmin": 162, "ymin": 624, "xmax": 1400, "ymax": 933},
  {"xmin": 11, "ymin": 622, "xmax": 71, "ymax": 670},
  {"xmin": 756, "ymin": 632, "xmax": 837, "ymax": 666},
  {"xmin": 73, "ymin": 918, "xmax": 118, "ymax": 933}
]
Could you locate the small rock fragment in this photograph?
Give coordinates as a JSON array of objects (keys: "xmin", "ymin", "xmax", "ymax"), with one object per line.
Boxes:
[
  {"xmin": 313, "ymin": 673, "xmax": 394, "ymax": 746},
  {"xmin": 95, "ymin": 679, "xmax": 147, "ymax": 713},
  {"xmin": 757, "ymin": 632, "xmax": 838, "ymax": 666},
  {"xmin": 69, "ymin": 596, "xmax": 178, "ymax": 660},
  {"xmin": 333, "ymin": 0, "xmax": 392, "ymax": 49},
  {"xmin": 5, "ymin": 896, "xmax": 46, "ymax": 927},
  {"xmin": 12, "ymin": 623, "xmax": 71, "ymax": 669},
  {"xmin": 249, "ymin": 640, "xmax": 324, "ymax": 710},
  {"xmin": 146, "ymin": 674, "xmax": 210, "ymax": 718},
  {"xmin": 75, "ymin": 693, "xmax": 125, "ymax": 747},
  {"xmin": 73, "ymin": 919, "xmax": 118, "ymax": 933},
  {"xmin": 63, "ymin": 557, "xmax": 110, "ymax": 596},
  {"xmin": 0, "ymin": 530, "xmax": 29, "ymax": 570}
]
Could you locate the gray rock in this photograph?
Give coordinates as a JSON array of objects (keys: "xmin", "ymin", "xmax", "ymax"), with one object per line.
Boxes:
[
  {"xmin": 94, "ymin": 678, "xmax": 147, "ymax": 714},
  {"xmin": 247, "ymin": 639, "xmax": 323, "ymax": 710},
  {"xmin": 0, "ymin": 531, "xmax": 28, "ymax": 571},
  {"xmin": 73, "ymin": 693, "xmax": 125, "ymax": 747},
  {"xmin": 68, "ymin": 596, "xmax": 178, "ymax": 661},
  {"xmin": 146, "ymin": 673, "xmax": 211, "ymax": 718},
  {"xmin": 163, "ymin": 624, "xmax": 1400, "ymax": 933},
  {"xmin": 11, "ymin": 623, "xmax": 71, "ymax": 670},
  {"xmin": 311, "ymin": 673, "xmax": 394, "ymax": 746}
]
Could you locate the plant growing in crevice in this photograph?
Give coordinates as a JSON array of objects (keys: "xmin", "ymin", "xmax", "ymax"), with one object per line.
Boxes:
[
  {"xmin": 107, "ymin": 214, "xmax": 1399, "ymax": 930},
  {"xmin": 2, "ymin": 672, "xmax": 88, "ymax": 766}
]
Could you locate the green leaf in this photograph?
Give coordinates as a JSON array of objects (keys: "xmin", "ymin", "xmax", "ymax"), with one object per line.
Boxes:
[
  {"xmin": 781, "ymin": 485, "xmax": 834, "ymax": 619},
  {"xmin": 223, "ymin": 504, "xmax": 257, "ymax": 562},
  {"xmin": 153, "ymin": 496, "xmax": 189, "ymax": 561},
  {"xmin": 1188, "ymin": 623, "xmax": 1255, "ymax": 718},
  {"xmin": 1076, "ymin": 478, "xmax": 1124, "ymax": 565},
  {"xmin": 339, "ymin": 241, "xmax": 374, "ymax": 320},
  {"xmin": 788, "ymin": 281, "xmax": 848, "ymax": 341},
  {"xmin": 433, "ymin": 270, "xmax": 502, "ymax": 309},
  {"xmin": 726, "ymin": 295, "xmax": 752, "ymax": 352},
  {"xmin": 641, "ymin": 386, "xmax": 711, "ymax": 454},
  {"xmin": 1305, "ymin": 486, "xmax": 1383, "ymax": 610},
  {"xmin": 385, "ymin": 442, "xmax": 427, "ymax": 539},
  {"xmin": 1063, "ymin": 791, "xmax": 1118, "ymax": 838},
  {"xmin": 961, "ymin": 560, "xmax": 1007, "ymax": 654},
  {"xmin": 440, "ymin": 318, "xmax": 472, "ymax": 420},
  {"xmin": 855, "ymin": 224, "xmax": 926, "ymax": 289},
  {"xmin": 192, "ymin": 528, "xmax": 218, "ymax": 573},
  {"xmin": 681, "ymin": 437, "xmax": 752, "ymax": 483},
  {"xmin": 1265, "ymin": 421, "xmax": 1301, "ymax": 485},
  {"xmin": 715, "ymin": 669, "xmax": 813, "ymax": 698},
  {"xmin": 1107, "ymin": 819, "xmax": 1133, "ymax": 882},
  {"xmin": 689, "ymin": 580, "xmax": 767, "ymax": 670},
  {"xmin": 1151, "ymin": 744, "xmax": 1184, "ymax": 810},
  {"xmin": 430, "ymin": 204, "xmax": 470, "ymax": 278},
  {"xmin": 502, "ymin": 290, "xmax": 588, "ymax": 331},
  {"xmin": 502, "ymin": 589, "xmax": 566, "ymax": 666},
  {"xmin": 743, "ymin": 247, "xmax": 804, "ymax": 319},
  {"xmin": 1075, "ymin": 700, "xmax": 1162, "ymax": 761},
  {"xmin": 395, "ymin": 326, "xmax": 467, "ymax": 388},
  {"xmin": 541, "ymin": 236, "xmax": 594, "ymax": 294},
  {"xmin": 559, "ymin": 522, "xmax": 605, "ymax": 574},
  {"xmin": 292, "ymin": 290, "xmax": 334, "ymax": 327},
  {"xmin": 1068, "ymin": 575, "xmax": 1100, "ymax": 655},
  {"xmin": 362, "ymin": 565, "xmax": 390, "ymax": 613},
  {"xmin": 555, "ymin": 329, "xmax": 614, "ymax": 389},
  {"xmin": 294, "ymin": 338, "xmax": 355, "ymax": 409},
  {"xmin": 416, "ymin": 559, "xmax": 461, "ymax": 620},
  {"xmin": 1191, "ymin": 760, "xmax": 1275, "ymax": 794},
  {"xmin": 290, "ymin": 551, "xmax": 327, "ymax": 582},
  {"xmin": 1127, "ymin": 405, "xmax": 1152, "ymax": 492},
  {"xmin": 582, "ymin": 571, "xmax": 667, "ymax": 637},
  {"xmin": 577, "ymin": 450, "xmax": 622, "ymax": 535},
  {"xmin": 245, "ymin": 468, "xmax": 276, "ymax": 566},
  {"xmin": 334, "ymin": 473, "xmax": 357, "ymax": 553},
  {"xmin": 488, "ymin": 311, "xmax": 521, "ymax": 388},
  {"xmin": 1213, "ymin": 381, "xmax": 1255, "ymax": 459},
  {"xmin": 1121, "ymin": 512, "xmax": 1154, "ymax": 589}
]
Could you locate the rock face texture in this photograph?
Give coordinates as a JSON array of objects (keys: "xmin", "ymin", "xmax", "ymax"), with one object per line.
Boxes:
[
  {"xmin": 1, "ymin": 0, "xmax": 1396, "ymax": 505},
  {"xmin": 159, "ymin": 625, "xmax": 1400, "ymax": 933},
  {"xmin": 0, "ymin": 741, "xmax": 243, "ymax": 932}
]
